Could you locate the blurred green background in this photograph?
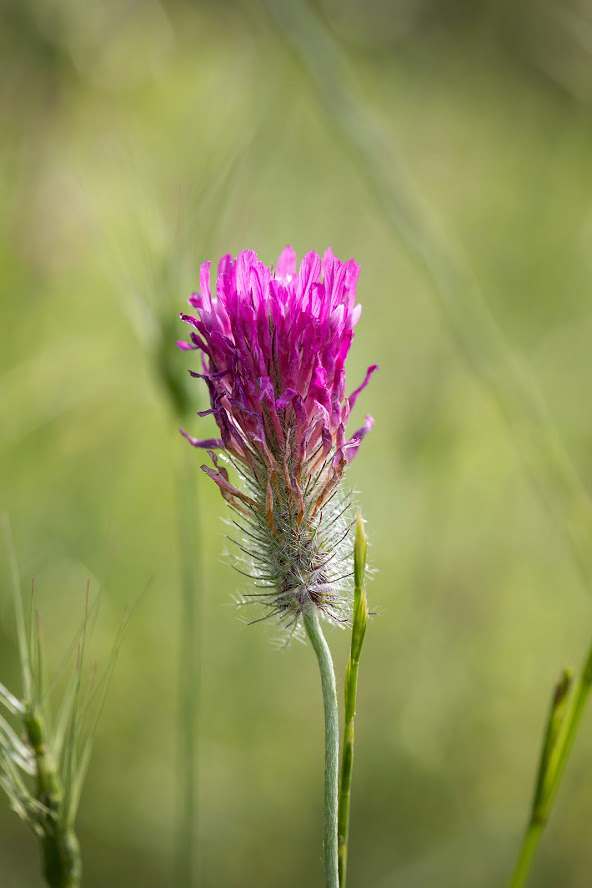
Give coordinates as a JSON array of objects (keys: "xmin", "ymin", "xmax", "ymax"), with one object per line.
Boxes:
[{"xmin": 2, "ymin": 1, "xmax": 592, "ymax": 886}]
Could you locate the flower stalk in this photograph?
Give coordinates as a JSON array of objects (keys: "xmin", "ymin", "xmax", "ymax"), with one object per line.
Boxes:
[{"xmin": 303, "ymin": 604, "xmax": 340, "ymax": 888}]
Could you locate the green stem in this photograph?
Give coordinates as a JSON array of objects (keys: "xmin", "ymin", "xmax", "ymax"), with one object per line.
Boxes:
[
  {"xmin": 303, "ymin": 605, "xmax": 339, "ymax": 888},
  {"xmin": 338, "ymin": 665, "xmax": 355, "ymax": 888},
  {"xmin": 545, "ymin": 649, "xmax": 592, "ymax": 809},
  {"xmin": 508, "ymin": 820, "xmax": 544, "ymax": 888},
  {"xmin": 26, "ymin": 710, "xmax": 81, "ymax": 888},
  {"xmin": 508, "ymin": 646, "xmax": 592, "ymax": 888},
  {"xmin": 42, "ymin": 829, "xmax": 81, "ymax": 888}
]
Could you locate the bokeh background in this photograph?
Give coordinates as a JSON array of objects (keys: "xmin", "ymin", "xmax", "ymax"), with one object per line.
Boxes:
[{"xmin": 2, "ymin": 1, "xmax": 592, "ymax": 886}]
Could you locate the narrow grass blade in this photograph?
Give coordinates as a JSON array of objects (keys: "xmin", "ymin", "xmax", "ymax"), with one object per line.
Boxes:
[
  {"xmin": 509, "ymin": 643, "xmax": 592, "ymax": 888},
  {"xmin": 530, "ymin": 669, "xmax": 572, "ymax": 820},
  {"xmin": 0, "ymin": 682, "xmax": 25, "ymax": 716},
  {"xmin": 61, "ymin": 593, "xmax": 91, "ymax": 829},
  {"xmin": 338, "ymin": 513, "xmax": 368, "ymax": 888},
  {"xmin": 0, "ymin": 714, "xmax": 36, "ymax": 773}
]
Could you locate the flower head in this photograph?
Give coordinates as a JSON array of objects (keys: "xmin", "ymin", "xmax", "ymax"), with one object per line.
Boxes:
[{"xmin": 179, "ymin": 246, "xmax": 376, "ymax": 628}]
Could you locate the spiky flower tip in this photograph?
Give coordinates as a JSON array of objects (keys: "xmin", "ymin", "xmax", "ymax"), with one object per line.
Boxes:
[{"xmin": 178, "ymin": 246, "xmax": 376, "ymax": 630}]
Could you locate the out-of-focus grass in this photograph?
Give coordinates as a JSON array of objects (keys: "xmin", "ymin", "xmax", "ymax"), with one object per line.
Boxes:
[{"xmin": 2, "ymin": 2, "xmax": 592, "ymax": 887}]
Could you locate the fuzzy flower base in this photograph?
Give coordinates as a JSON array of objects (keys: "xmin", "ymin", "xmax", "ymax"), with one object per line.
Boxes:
[{"xmin": 179, "ymin": 246, "xmax": 376, "ymax": 630}]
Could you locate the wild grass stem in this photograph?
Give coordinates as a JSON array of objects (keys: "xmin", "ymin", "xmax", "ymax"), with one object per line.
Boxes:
[{"xmin": 509, "ymin": 645, "xmax": 592, "ymax": 887}]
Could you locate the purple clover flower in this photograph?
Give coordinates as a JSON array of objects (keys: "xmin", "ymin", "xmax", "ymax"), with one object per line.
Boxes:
[{"xmin": 179, "ymin": 246, "xmax": 376, "ymax": 628}]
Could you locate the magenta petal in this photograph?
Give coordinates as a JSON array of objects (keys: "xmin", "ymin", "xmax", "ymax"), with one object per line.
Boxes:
[
  {"xmin": 276, "ymin": 388, "xmax": 298, "ymax": 409},
  {"xmin": 180, "ymin": 428, "xmax": 224, "ymax": 449},
  {"xmin": 236, "ymin": 250, "xmax": 258, "ymax": 296},
  {"xmin": 297, "ymin": 251, "xmax": 321, "ymax": 303},
  {"xmin": 217, "ymin": 253, "xmax": 233, "ymax": 276},
  {"xmin": 276, "ymin": 245, "xmax": 296, "ymax": 279},
  {"xmin": 180, "ymin": 313, "xmax": 200, "ymax": 327},
  {"xmin": 348, "ymin": 364, "xmax": 378, "ymax": 410},
  {"xmin": 199, "ymin": 262, "xmax": 212, "ymax": 311},
  {"xmin": 342, "ymin": 415, "xmax": 374, "ymax": 462},
  {"xmin": 350, "ymin": 304, "xmax": 362, "ymax": 326}
]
